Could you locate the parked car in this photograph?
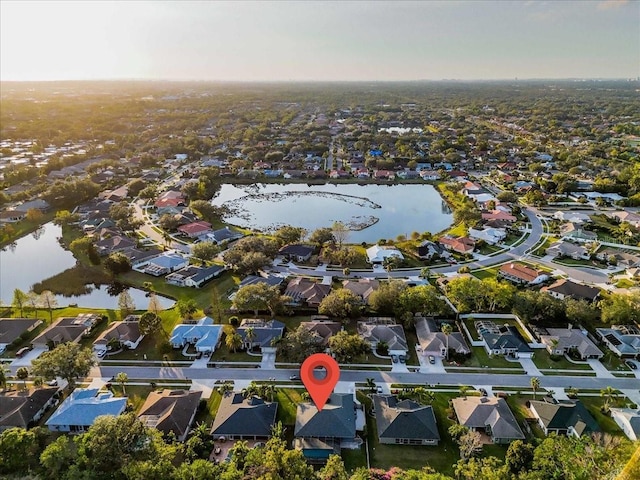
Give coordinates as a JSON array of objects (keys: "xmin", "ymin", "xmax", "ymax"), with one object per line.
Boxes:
[
  {"xmin": 428, "ymin": 355, "xmax": 435, "ymax": 364},
  {"xmin": 16, "ymin": 346, "xmax": 32, "ymax": 358},
  {"xmin": 289, "ymin": 374, "xmax": 300, "ymax": 380},
  {"xmin": 376, "ymin": 386, "xmax": 383, "ymax": 394},
  {"xmin": 626, "ymin": 360, "xmax": 637, "ymax": 370},
  {"xmin": 398, "ymin": 354, "xmax": 406, "ymax": 363},
  {"xmin": 47, "ymin": 379, "xmax": 58, "ymax": 387},
  {"xmin": 391, "ymin": 355, "xmax": 399, "ymax": 363}
]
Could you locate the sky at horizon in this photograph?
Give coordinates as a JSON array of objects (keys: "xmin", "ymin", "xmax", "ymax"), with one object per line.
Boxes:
[{"xmin": 1, "ymin": 0, "xmax": 638, "ymax": 82}]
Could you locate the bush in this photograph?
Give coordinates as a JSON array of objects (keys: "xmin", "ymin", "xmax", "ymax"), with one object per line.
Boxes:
[{"xmin": 229, "ymin": 316, "xmax": 239, "ymax": 327}]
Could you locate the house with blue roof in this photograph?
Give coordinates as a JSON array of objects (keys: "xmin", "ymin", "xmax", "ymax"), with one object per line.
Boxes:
[
  {"xmin": 170, "ymin": 317, "xmax": 224, "ymax": 353},
  {"xmin": 136, "ymin": 253, "xmax": 189, "ymax": 277},
  {"xmin": 46, "ymin": 388, "xmax": 127, "ymax": 433}
]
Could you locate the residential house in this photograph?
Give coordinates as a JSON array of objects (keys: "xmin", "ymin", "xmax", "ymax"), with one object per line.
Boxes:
[
  {"xmin": 285, "ymin": 277, "xmax": 331, "ymax": 307},
  {"xmin": 0, "ymin": 388, "xmax": 58, "ymax": 431},
  {"xmin": 365, "ymin": 245, "xmax": 404, "ymax": 264},
  {"xmin": 481, "ymin": 210, "xmax": 516, "ymax": 223},
  {"xmin": 93, "ymin": 317, "xmax": 143, "ymax": 355},
  {"xmin": 342, "ymin": 278, "xmax": 379, "ymax": 304},
  {"xmin": 416, "ymin": 241, "xmax": 449, "ymax": 260},
  {"xmin": 136, "ymin": 253, "xmax": 189, "ymax": 276},
  {"xmin": 529, "ymin": 400, "xmax": 599, "ymax": 438},
  {"xmin": 300, "ymin": 319, "xmax": 342, "ymax": 347},
  {"xmin": 279, "ymin": 244, "xmax": 315, "ymax": 262},
  {"xmin": 498, "ymin": 263, "xmax": 548, "ymax": 286},
  {"xmin": 0, "ymin": 210, "xmax": 26, "ymax": 223},
  {"xmin": 95, "ymin": 235, "xmax": 136, "ymax": 256},
  {"xmin": 469, "ymin": 227, "xmax": 507, "ymax": 245},
  {"xmin": 538, "ymin": 327, "xmax": 603, "ymax": 359},
  {"xmin": 595, "ymin": 248, "xmax": 640, "ymax": 268},
  {"xmin": 166, "ymin": 265, "xmax": 225, "ymax": 288},
  {"xmin": 560, "ymin": 223, "xmax": 598, "ymax": 241},
  {"xmin": 210, "ymin": 392, "xmax": 278, "ymax": 440},
  {"xmin": 545, "ymin": 241, "xmax": 590, "ymax": 260},
  {"xmin": 138, "ymin": 390, "xmax": 202, "ymax": 442},
  {"xmin": 33, "ymin": 314, "xmax": 102, "ymax": 348},
  {"xmin": 238, "ymin": 273, "xmax": 284, "ymax": 289},
  {"xmin": 607, "ymin": 211, "xmax": 640, "ymax": 229},
  {"xmin": 237, "ymin": 318, "xmax": 285, "ymax": 351},
  {"xmin": 357, "ymin": 318, "xmax": 408, "ymax": 356},
  {"xmin": 415, "ymin": 317, "xmax": 470, "ymax": 358},
  {"xmin": 46, "ymin": 388, "xmax": 127, "ymax": 433},
  {"xmin": 419, "ymin": 170, "xmax": 441, "ymax": 181},
  {"xmin": 609, "ymin": 408, "xmax": 640, "ymax": 441},
  {"xmin": 438, "ymin": 236, "xmax": 476, "ymax": 255},
  {"xmin": 475, "ymin": 320, "xmax": 533, "ymax": 358},
  {"xmin": 372, "ymin": 394, "xmax": 440, "ymax": 445},
  {"xmin": 0, "ymin": 318, "xmax": 42, "ymax": 354},
  {"xmin": 177, "ymin": 221, "xmax": 213, "ymax": 239},
  {"xmin": 154, "ymin": 191, "xmax": 185, "ymax": 209},
  {"xmin": 197, "ymin": 226, "xmax": 244, "ymax": 244},
  {"xmin": 452, "ymin": 396, "xmax": 525, "ymax": 444},
  {"xmin": 13, "ymin": 199, "xmax": 51, "ymax": 214},
  {"xmin": 294, "ymin": 393, "xmax": 357, "ymax": 463},
  {"xmin": 596, "ymin": 325, "xmax": 640, "ymax": 358},
  {"xmin": 553, "ymin": 211, "xmax": 592, "ymax": 224},
  {"xmin": 541, "ymin": 279, "xmax": 600, "ymax": 302},
  {"xmin": 119, "ymin": 247, "xmax": 163, "ymax": 268},
  {"xmin": 169, "ymin": 317, "xmax": 223, "ymax": 353}
]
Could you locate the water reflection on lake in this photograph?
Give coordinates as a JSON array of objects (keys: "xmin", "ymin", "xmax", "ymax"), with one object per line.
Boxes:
[
  {"xmin": 212, "ymin": 183, "xmax": 453, "ymax": 242},
  {"xmin": 0, "ymin": 223, "xmax": 173, "ymax": 309}
]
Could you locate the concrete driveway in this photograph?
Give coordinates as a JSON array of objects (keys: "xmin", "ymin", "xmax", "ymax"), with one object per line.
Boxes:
[
  {"xmin": 10, "ymin": 346, "xmax": 47, "ymax": 368},
  {"xmin": 587, "ymin": 359, "xmax": 615, "ymax": 378}
]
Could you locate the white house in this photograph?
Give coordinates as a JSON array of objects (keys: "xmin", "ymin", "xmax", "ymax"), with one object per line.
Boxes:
[
  {"xmin": 468, "ymin": 227, "xmax": 507, "ymax": 245},
  {"xmin": 366, "ymin": 245, "xmax": 404, "ymax": 264}
]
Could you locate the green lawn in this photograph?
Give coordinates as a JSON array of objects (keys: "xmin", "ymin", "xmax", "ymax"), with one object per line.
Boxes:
[
  {"xmin": 275, "ymin": 388, "xmax": 305, "ymax": 426},
  {"xmin": 110, "ymin": 384, "xmax": 154, "ymax": 413},
  {"xmin": 579, "ymin": 397, "xmax": 627, "ymax": 435},
  {"xmin": 467, "ymin": 347, "xmax": 519, "ymax": 369},
  {"xmin": 532, "ymin": 349, "xmax": 592, "ymax": 371},
  {"xmin": 194, "ymin": 390, "xmax": 224, "ymax": 427},
  {"xmin": 471, "ymin": 267, "xmax": 499, "ymax": 280}
]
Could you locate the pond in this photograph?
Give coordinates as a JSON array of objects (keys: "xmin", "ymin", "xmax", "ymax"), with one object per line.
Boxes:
[
  {"xmin": 0, "ymin": 223, "xmax": 174, "ymax": 309},
  {"xmin": 211, "ymin": 183, "xmax": 452, "ymax": 243}
]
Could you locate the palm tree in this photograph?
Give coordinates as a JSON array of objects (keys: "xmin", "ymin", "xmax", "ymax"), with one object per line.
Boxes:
[
  {"xmin": 414, "ymin": 387, "xmax": 435, "ymax": 405},
  {"xmin": 567, "ymin": 386, "xmax": 579, "ymax": 399},
  {"xmin": 242, "ymin": 381, "xmax": 261, "ymax": 399},
  {"xmin": 260, "ymin": 384, "xmax": 276, "ymax": 402},
  {"xmin": 244, "ymin": 327, "xmax": 256, "ymax": 350},
  {"xmin": 419, "ymin": 267, "xmax": 431, "ymax": 279},
  {"xmin": 301, "ymin": 391, "xmax": 311, "ymax": 401},
  {"xmin": 16, "ymin": 367, "xmax": 29, "ymax": 389},
  {"xmin": 459, "ymin": 385, "xmax": 470, "ymax": 399},
  {"xmin": 33, "ymin": 377, "xmax": 43, "ymax": 389},
  {"xmin": 217, "ymin": 382, "xmax": 234, "ymax": 396},
  {"xmin": 0, "ymin": 364, "xmax": 9, "ymax": 390},
  {"xmin": 530, "ymin": 377, "xmax": 541, "ymax": 400},
  {"xmin": 115, "ymin": 372, "xmax": 128, "ymax": 395},
  {"xmin": 226, "ymin": 332, "xmax": 243, "ymax": 353},
  {"xmin": 600, "ymin": 386, "xmax": 618, "ymax": 412},
  {"xmin": 441, "ymin": 323, "xmax": 453, "ymax": 360},
  {"xmin": 365, "ymin": 378, "xmax": 377, "ymax": 393}
]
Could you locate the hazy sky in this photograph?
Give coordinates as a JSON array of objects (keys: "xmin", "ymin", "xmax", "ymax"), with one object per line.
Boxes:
[{"xmin": 1, "ymin": 0, "xmax": 638, "ymax": 81}]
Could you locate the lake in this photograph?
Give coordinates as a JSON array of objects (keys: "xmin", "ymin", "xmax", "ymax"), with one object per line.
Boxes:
[
  {"xmin": 0, "ymin": 223, "xmax": 174, "ymax": 309},
  {"xmin": 211, "ymin": 183, "xmax": 453, "ymax": 242}
]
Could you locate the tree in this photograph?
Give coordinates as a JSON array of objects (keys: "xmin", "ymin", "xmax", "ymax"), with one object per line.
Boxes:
[
  {"xmin": 600, "ymin": 292, "xmax": 640, "ymax": 324},
  {"xmin": 31, "ymin": 342, "xmax": 96, "ymax": 388},
  {"xmin": 368, "ymin": 279, "xmax": 407, "ymax": 315},
  {"xmin": 189, "ymin": 200, "xmax": 222, "ymax": 224},
  {"xmin": 328, "ymin": 331, "xmax": 370, "ymax": 363},
  {"xmin": 564, "ymin": 298, "xmax": 599, "ymax": 325},
  {"xmin": 441, "ymin": 323, "xmax": 453, "ymax": 360},
  {"xmin": 191, "ymin": 241, "xmax": 219, "ymax": 262},
  {"xmin": 309, "ymin": 227, "xmax": 335, "ymax": 247},
  {"xmin": 233, "ymin": 283, "xmax": 289, "ymax": 317},
  {"xmin": 243, "ymin": 327, "xmax": 256, "ymax": 350},
  {"xmin": 274, "ymin": 226, "xmax": 306, "ymax": 245},
  {"xmin": 139, "ymin": 311, "xmax": 162, "ymax": 336},
  {"xmin": 53, "ymin": 209, "xmax": 80, "ymax": 227},
  {"xmin": 365, "ymin": 378, "xmax": 377, "ymax": 393},
  {"xmin": 104, "ymin": 252, "xmax": 132, "ymax": 276},
  {"xmin": 217, "ymin": 382, "xmax": 234, "ymax": 396},
  {"xmin": 455, "ymin": 456, "xmax": 510, "ymax": 480},
  {"xmin": 0, "ymin": 364, "xmax": 8, "ymax": 390},
  {"xmin": 497, "ymin": 191, "xmax": 519, "ymax": 204},
  {"xmin": 458, "ymin": 430, "xmax": 483, "ymax": 460},
  {"xmin": 26, "ymin": 208, "xmax": 44, "ymax": 222},
  {"xmin": 505, "ymin": 439, "xmax": 534, "ymax": 474},
  {"xmin": 398, "ymin": 285, "xmax": 449, "ymax": 319},
  {"xmin": 414, "ymin": 387, "xmax": 436, "ymax": 405},
  {"xmin": 419, "ymin": 267, "xmax": 431, "ymax": 279},
  {"xmin": 118, "ymin": 290, "xmax": 136, "ymax": 318},
  {"xmin": 12, "ymin": 288, "xmax": 27, "ymax": 317},
  {"xmin": 39, "ymin": 290, "xmax": 58, "ymax": 323},
  {"xmin": 226, "ymin": 332, "xmax": 243, "ymax": 353},
  {"xmin": 331, "ymin": 221, "xmax": 350, "ymax": 248},
  {"xmin": 530, "ymin": 377, "xmax": 541, "ymax": 400},
  {"xmin": 317, "ymin": 454, "xmax": 349, "ymax": 480},
  {"xmin": 127, "ymin": 178, "xmax": 147, "ymax": 197},
  {"xmin": 16, "ymin": 367, "xmax": 28, "ymax": 389},
  {"xmin": 600, "ymin": 386, "xmax": 618, "ymax": 412},
  {"xmin": 27, "ymin": 290, "xmax": 41, "ymax": 318},
  {"xmin": 176, "ymin": 298, "xmax": 198, "ymax": 319},
  {"xmin": 459, "ymin": 385, "xmax": 471, "ymax": 399},
  {"xmin": 158, "ymin": 214, "xmax": 180, "ymax": 232},
  {"xmin": 39, "ymin": 435, "xmax": 76, "ymax": 479},
  {"xmin": 318, "ymin": 289, "xmax": 362, "ymax": 319},
  {"xmin": 147, "ymin": 292, "xmax": 163, "ymax": 316},
  {"xmin": 278, "ymin": 325, "xmax": 325, "ymax": 363},
  {"xmin": 0, "ymin": 427, "xmax": 45, "ymax": 474},
  {"xmin": 115, "ymin": 372, "xmax": 128, "ymax": 395}
]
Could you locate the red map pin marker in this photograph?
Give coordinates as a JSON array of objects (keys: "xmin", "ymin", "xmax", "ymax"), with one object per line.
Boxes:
[{"xmin": 300, "ymin": 353, "xmax": 340, "ymax": 411}]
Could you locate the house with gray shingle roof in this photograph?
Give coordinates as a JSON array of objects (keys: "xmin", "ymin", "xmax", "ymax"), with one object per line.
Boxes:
[
  {"xmin": 415, "ymin": 317, "xmax": 470, "ymax": 358},
  {"xmin": 138, "ymin": 389, "xmax": 202, "ymax": 442},
  {"xmin": 452, "ymin": 396, "xmax": 524, "ymax": 444},
  {"xmin": 541, "ymin": 279, "xmax": 600, "ymax": 302},
  {"xmin": 294, "ymin": 393, "xmax": 357, "ymax": 463},
  {"xmin": 539, "ymin": 327, "xmax": 603, "ymax": 360},
  {"xmin": 372, "ymin": 395, "xmax": 440, "ymax": 445},
  {"xmin": 358, "ymin": 318, "xmax": 408, "ymax": 355},
  {"xmin": 596, "ymin": 325, "xmax": 640, "ymax": 358},
  {"xmin": 93, "ymin": 318, "xmax": 143, "ymax": 354},
  {"xmin": 0, "ymin": 388, "xmax": 58, "ymax": 432},
  {"xmin": 529, "ymin": 400, "xmax": 599, "ymax": 438},
  {"xmin": 210, "ymin": 392, "xmax": 277, "ymax": 440},
  {"xmin": 237, "ymin": 318, "xmax": 285, "ymax": 351},
  {"xmin": 0, "ymin": 318, "xmax": 42, "ymax": 354}
]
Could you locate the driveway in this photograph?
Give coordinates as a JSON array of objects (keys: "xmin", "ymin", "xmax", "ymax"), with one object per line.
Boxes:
[
  {"xmin": 10, "ymin": 346, "xmax": 47, "ymax": 369},
  {"xmin": 416, "ymin": 350, "xmax": 446, "ymax": 374},
  {"xmin": 518, "ymin": 358, "xmax": 542, "ymax": 376},
  {"xmin": 587, "ymin": 359, "xmax": 615, "ymax": 378},
  {"xmin": 261, "ymin": 351, "xmax": 276, "ymax": 369}
]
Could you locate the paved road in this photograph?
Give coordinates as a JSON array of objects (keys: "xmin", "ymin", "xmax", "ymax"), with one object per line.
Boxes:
[{"xmin": 95, "ymin": 365, "xmax": 640, "ymax": 393}]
